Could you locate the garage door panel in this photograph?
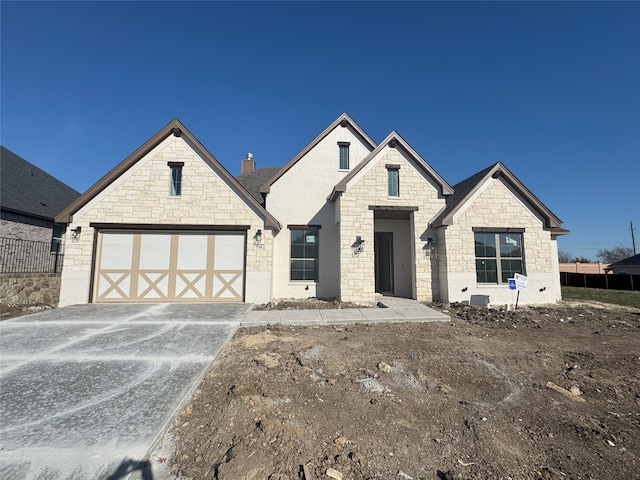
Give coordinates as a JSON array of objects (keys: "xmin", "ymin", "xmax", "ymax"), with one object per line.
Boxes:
[
  {"xmin": 100, "ymin": 234, "xmax": 134, "ymax": 269},
  {"xmin": 98, "ymin": 272, "xmax": 131, "ymax": 300},
  {"xmin": 214, "ymin": 235, "xmax": 244, "ymax": 270},
  {"xmin": 137, "ymin": 272, "xmax": 169, "ymax": 299},
  {"xmin": 213, "ymin": 272, "xmax": 243, "ymax": 300},
  {"xmin": 176, "ymin": 273, "xmax": 206, "ymax": 299},
  {"xmin": 176, "ymin": 235, "xmax": 209, "ymax": 270},
  {"xmin": 139, "ymin": 235, "xmax": 171, "ymax": 270},
  {"xmin": 95, "ymin": 231, "xmax": 245, "ymax": 303}
]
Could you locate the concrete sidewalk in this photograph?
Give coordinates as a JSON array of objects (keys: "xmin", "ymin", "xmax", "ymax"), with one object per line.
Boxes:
[{"xmin": 241, "ymin": 297, "xmax": 450, "ymax": 326}]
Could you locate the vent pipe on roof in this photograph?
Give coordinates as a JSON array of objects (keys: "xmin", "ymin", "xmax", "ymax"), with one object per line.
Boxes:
[{"xmin": 241, "ymin": 152, "xmax": 255, "ymax": 174}]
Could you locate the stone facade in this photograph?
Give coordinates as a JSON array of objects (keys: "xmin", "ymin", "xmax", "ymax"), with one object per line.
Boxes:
[
  {"xmin": 59, "ymin": 135, "xmax": 273, "ymax": 306},
  {"xmin": 0, "ymin": 273, "xmax": 61, "ymax": 305},
  {"xmin": 338, "ymin": 145, "xmax": 447, "ymax": 303},
  {"xmin": 440, "ymin": 177, "xmax": 562, "ymax": 304},
  {"xmin": 57, "ymin": 116, "xmax": 564, "ymax": 306}
]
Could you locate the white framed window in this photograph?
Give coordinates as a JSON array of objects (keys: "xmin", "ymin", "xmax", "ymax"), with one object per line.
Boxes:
[
  {"xmin": 474, "ymin": 230, "xmax": 525, "ymax": 283},
  {"xmin": 289, "ymin": 227, "xmax": 319, "ymax": 281}
]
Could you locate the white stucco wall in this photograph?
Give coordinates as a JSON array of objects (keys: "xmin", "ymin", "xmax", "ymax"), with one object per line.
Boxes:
[
  {"xmin": 439, "ymin": 176, "xmax": 562, "ymax": 305},
  {"xmin": 266, "ymin": 123, "xmax": 374, "ymax": 299},
  {"xmin": 59, "ymin": 135, "xmax": 273, "ymax": 306}
]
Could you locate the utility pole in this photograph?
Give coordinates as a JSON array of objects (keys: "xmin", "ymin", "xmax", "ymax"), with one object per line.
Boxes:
[{"xmin": 632, "ymin": 220, "xmax": 637, "ymax": 255}]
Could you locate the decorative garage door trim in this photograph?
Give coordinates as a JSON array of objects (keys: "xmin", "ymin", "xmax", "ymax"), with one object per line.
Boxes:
[{"xmin": 93, "ymin": 229, "xmax": 247, "ymax": 303}]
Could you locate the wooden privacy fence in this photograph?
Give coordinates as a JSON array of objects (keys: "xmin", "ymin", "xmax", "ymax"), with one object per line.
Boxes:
[{"xmin": 560, "ymin": 272, "xmax": 639, "ymax": 291}]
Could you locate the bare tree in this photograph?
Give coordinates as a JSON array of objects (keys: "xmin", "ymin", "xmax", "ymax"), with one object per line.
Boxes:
[
  {"xmin": 596, "ymin": 245, "xmax": 634, "ymax": 263},
  {"xmin": 573, "ymin": 256, "xmax": 592, "ymax": 263},
  {"xmin": 558, "ymin": 251, "xmax": 573, "ymax": 263}
]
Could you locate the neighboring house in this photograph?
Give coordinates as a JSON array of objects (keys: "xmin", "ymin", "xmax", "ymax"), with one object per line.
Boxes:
[
  {"xmin": 604, "ymin": 254, "xmax": 640, "ymax": 275},
  {"xmin": 55, "ymin": 115, "xmax": 567, "ymax": 306},
  {"xmin": 1, "ymin": 146, "xmax": 81, "ymax": 244}
]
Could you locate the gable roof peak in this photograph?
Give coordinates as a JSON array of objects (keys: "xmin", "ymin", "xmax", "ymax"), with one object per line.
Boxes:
[
  {"xmin": 54, "ymin": 119, "xmax": 281, "ymax": 230},
  {"xmin": 432, "ymin": 161, "xmax": 563, "ymax": 230},
  {"xmin": 260, "ymin": 113, "xmax": 377, "ymax": 194},
  {"xmin": 329, "ymin": 130, "xmax": 454, "ymax": 201}
]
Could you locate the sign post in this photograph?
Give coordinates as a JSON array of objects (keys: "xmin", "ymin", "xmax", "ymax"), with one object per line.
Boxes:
[{"xmin": 513, "ymin": 273, "xmax": 528, "ymax": 309}]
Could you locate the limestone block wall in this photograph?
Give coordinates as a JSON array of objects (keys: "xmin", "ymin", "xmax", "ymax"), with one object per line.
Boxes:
[
  {"xmin": 267, "ymin": 123, "xmax": 373, "ymax": 299},
  {"xmin": 441, "ymin": 177, "xmax": 562, "ymax": 305},
  {"xmin": 339, "ymin": 146, "xmax": 447, "ymax": 303},
  {"xmin": 59, "ymin": 135, "xmax": 273, "ymax": 306},
  {"xmin": 0, "ymin": 273, "xmax": 61, "ymax": 305}
]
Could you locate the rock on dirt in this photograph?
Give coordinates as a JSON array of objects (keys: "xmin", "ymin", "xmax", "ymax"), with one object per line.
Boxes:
[{"xmin": 155, "ymin": 301, "xmax": 640, "ymax": 480}]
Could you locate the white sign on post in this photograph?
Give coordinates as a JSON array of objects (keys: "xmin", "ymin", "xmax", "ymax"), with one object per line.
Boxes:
[{"xmin": 514, "ymin": 273, "xmax": 528, "ymax": 292}]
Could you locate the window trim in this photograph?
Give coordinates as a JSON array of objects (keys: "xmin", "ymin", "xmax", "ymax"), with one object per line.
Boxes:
[
  {"xmin": 288, "ymin": 225, "xmax": 320, "ymax": 282},
  {"xmin": 338, "ymin": 142, "xmax": 350, "ymax": 170},
  {"xmin": 474, "ymin": 230, "xmax": 525, "ymax": 284},
  {"xmin": 386, "ymin": 165, "xmax": 400, "ymax": 197},
  {"xmin": 168, "ymin": 162, "xmax": 184, "ymax": 196}
]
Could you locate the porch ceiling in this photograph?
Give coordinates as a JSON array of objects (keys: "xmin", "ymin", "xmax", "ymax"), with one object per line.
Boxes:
[{"xmin": 369, "ymin": 206, "xmax": 417, "ymax": 220}]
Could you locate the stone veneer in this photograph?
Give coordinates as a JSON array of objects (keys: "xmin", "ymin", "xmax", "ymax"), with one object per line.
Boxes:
[
  {"xmin": 0, "ymin": 273, "xmax": 61, "ymax": 305},
  {"xmin": 338, "ymin": 145, "xmax": 447, "ymax": 303},
  {"xmin": 59, "ymin": 135, "xmax": 273, "ymax": 306},
  {"xmin": 440, "ymin": 176, "xmax": 562, "ymax": 305}
]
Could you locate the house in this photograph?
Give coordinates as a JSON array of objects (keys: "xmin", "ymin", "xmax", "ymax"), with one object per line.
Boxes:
[
  {"xmin": 55, "ymin": 115, "xmax": 567, "ymax": 306},
  {"xmin": 1, "ymin": 146, "xmax": 81, "ymax": 245},
  {"xmin": 604, "ymin": 254, "xmax": 640, "ymax": 275}
]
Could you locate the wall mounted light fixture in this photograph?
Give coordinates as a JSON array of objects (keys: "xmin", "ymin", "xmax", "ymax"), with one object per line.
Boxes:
[
  {"xmin": 425, "ymin": 237, "xmax": 437, "ymax": 258},
  {"xmin": 70, "ymin": 226, "xmax": 82, "ymax": 238},
  {"xmin": 352, "ymin": 236, "xmax": 365, "ymax": 255},
  {"xmin": 254, "ymin": 229, "xmax": 263, "ymax": 247}
]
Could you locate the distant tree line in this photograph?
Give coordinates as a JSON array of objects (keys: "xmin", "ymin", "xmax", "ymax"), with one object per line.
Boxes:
[{"xmin": 558, "ymin": 245, "xmax": 634, "ymax": 264}]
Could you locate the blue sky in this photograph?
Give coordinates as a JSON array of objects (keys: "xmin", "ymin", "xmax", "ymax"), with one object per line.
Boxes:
[{"xmin": 2, "ymin": 1, "xmax": 638, "ymax": 260}]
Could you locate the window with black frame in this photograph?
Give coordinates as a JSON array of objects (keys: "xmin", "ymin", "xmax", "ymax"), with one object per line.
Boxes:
[
  {"xmin": 475, "ymin": 231, "xmax": 524, "ymax": 283},
  {"xmin": 290, "ymin": 228, "xmax": 319, "ymax": 281}
]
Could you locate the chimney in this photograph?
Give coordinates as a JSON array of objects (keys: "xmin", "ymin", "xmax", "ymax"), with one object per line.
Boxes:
[{"xmin": 241, "ymin": 153, "xmax": 255, "ymax": 174}]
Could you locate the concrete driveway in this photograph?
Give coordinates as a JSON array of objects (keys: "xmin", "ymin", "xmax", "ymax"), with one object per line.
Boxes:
[{"xmin": 0, "ymin": 302, "xmax": 249, "ymax": 480}]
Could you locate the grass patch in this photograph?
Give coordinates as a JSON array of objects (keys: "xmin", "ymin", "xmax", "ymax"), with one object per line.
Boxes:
[{"xmin": 562, "ymin": 286, "xmax": 640, "ymax": 309}]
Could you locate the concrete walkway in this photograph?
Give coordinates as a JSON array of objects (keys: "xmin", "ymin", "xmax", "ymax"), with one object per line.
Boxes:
[{"xmin": 242, "ymin": 297, "xmax": 449, "ymax": 326}]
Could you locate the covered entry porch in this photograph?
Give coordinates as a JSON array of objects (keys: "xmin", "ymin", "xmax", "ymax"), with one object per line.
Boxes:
[{"xmin": 370, "ymin": 206, "xmax": 417, "ymax": 299}]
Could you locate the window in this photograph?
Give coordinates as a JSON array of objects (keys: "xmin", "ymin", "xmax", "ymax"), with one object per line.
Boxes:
[
  {"xmin": 168, "ymin": 162, "xmax": 184, "ymax": 196},
  {"xmin": 51, "ymin": 223, "xmax": 65, "ymax": 253},
  {"xmin": 290, "ymin": 228, "xmax": 319, "ymax": 281},
  {"xmin": 387, "ymin": 165, "xmax": 399, "ymax": 197},
  {"xmin": 474, "ymin": 231, "xmax": 524, "ymax": 283},
  {"xmin": 338, "ymin": 142, "xmax": 350, "ymax": 170}
]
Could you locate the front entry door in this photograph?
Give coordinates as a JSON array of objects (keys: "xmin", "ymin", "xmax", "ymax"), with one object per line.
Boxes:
[{"xmin": 375, "ymin": 232, "xmax": 394, "ymax": 294}]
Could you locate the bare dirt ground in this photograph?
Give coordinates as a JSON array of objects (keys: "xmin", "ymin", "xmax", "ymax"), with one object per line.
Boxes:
[{"xmin": 157, "ymin": 301, "xmax": 640, "ymax": 480}]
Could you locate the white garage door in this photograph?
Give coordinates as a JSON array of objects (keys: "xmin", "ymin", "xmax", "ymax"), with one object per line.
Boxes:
[{"xmin": 94, "ymin": 231, "xmax": 245, "ymax": 302}]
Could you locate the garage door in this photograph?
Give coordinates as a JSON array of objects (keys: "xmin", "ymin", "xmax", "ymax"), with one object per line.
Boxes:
[{"xmin": 94, "ymin": 231, "xmax": 245, "ymax": 302}]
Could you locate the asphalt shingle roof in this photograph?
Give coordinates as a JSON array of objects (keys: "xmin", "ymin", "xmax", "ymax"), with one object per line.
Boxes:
[
  {"xmin": 607, "ymin": 253, "xmax": 640, "ymax": 268},
  {"xmin": 431, "ymin": 163, "xmax": 497, "ymax": 226},
  {"xmin": 0, "ymin": 146, "xmax": 81, "ymax": 220},
  {"xmin": 236, "ymin": 167, "xmax": 280, "ymax": 205}
]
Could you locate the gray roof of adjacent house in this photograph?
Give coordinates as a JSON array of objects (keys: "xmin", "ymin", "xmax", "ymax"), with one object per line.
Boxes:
[
  {"xmin": 605, "ymin": 253, "xmax": 640, "ymax": 270},
  {"xmin": 0, "ymin": 146, "xmax": 81, "ymax": 221},
  {"xmin": 236, "ymin": 167, "xmax": 280, "ymax": 205}
]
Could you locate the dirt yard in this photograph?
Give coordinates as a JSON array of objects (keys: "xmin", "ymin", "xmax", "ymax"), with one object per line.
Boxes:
[{"xmin": 157, "ymin": 301, "xmax": 640, "ymax": 480}]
